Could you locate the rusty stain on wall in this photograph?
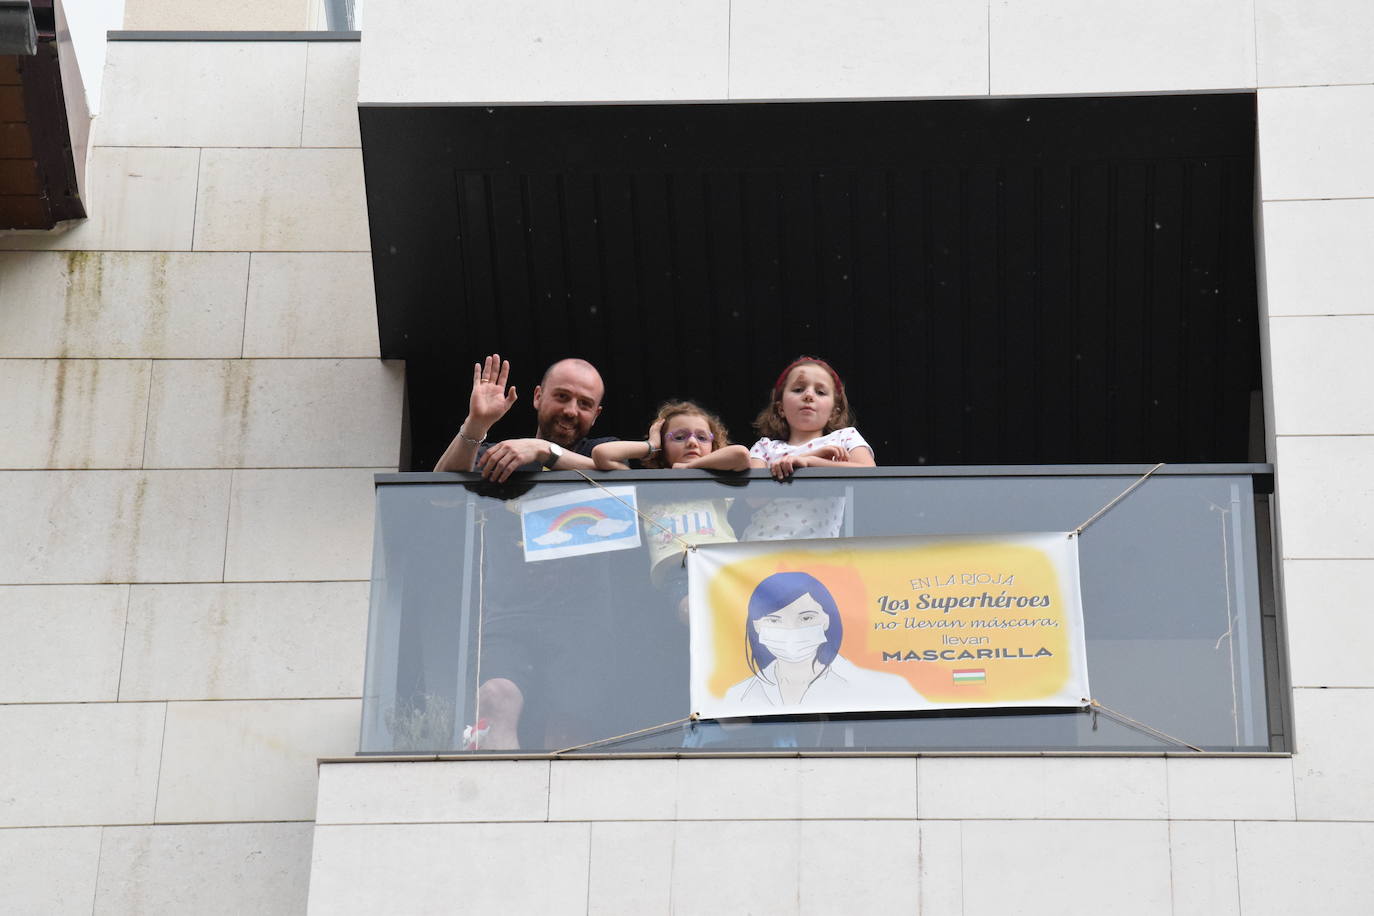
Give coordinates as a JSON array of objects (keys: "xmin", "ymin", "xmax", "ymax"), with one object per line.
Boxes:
[
  {"xmin": 222, "ymin": 360, "xmax": 255, "ymax": 467},
  {"xmin": 143, "ymin": 252, "xmax": 170, "ymax": 355},
  {"xmin": 60, "ymin": 250, "xmax": 103, "ymax": 359}
]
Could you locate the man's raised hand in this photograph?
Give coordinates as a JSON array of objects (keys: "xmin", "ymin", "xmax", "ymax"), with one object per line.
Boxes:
[{"xmin": 467, "ymin": 354, "xmax": 518, "ymax": 434}]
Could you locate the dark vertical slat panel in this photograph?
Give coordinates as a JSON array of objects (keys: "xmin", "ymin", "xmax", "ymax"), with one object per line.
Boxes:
[
  {"xmin": 994, "ymin": 167, "xmax": 1010, "ymax": 461},
  {"xmin": 523, "ymin": 173, "xmax": 573, "ymax": 359},
  {"xmin": 1211, "ymin": 159, "xmax": 1236, "ymax": 460},
  {"xmin": 1000, "ymin": 165, "xmax": 1040, "ymax": 463},
  {"xmin": 1067, "ymin": 166, "xmax": 1082, "ymax": 455},
  {"xmin": 1139, "ymin": 162, "xmax": 1158, "ymax": 459},
  {"xmin": 627, "ymin": 172, "xmax": 674, "ymax": 409},
  {"xmin": 449, "ymin": 170, "xmax": 476, "ymax": 349},
  {"xmin": 743, "ymin": 173, "xmax": 785, "ymax": 409},
  {"xmin": 1102, "ymin": 163, "xmax": 1120, "ymax": 458},
  {"xmin": 888, "ymin": 169, "xmax": 932, "ymax": 463},
  {"xmin": 1223, "ymin": 159, "xmax": 1262, "ymax": 455},
  {"xmin": 1182, "ymin": 159, "xmax": 1224, "ymax": 460},
  {"xmin": 486, "ymin": 173, "xmax": 533, "ymax": 345},
  {"xmin": 841, "ymin": 170, "xmax": 866, "ymax": 411},
  {"xmin": 702, "ymin": 171, "xmax": 752, "ymax": 436},
  {"xmin": 456, "ymin": 173, "xmax": 502, "ymax": 354},
  {"xmin": 1073, "ymin": 161, "xmax": 1112, "ymax": 461},
  {"xmin": 777, "ymin": 170, "xmax": 821, "ymax": 357},
  {"xmin": 666, "ymin": 171, "xmax": 715, "ymax": 403},
  {"xmin": 1111, "ymin": 162, "xmax": 1151, "ymax": 461},
  {"xmin": 926, "ymin": 166, "xmax": 966, "ymax": 461},
  {"xmin": 517, "ymin": 175, "xmax": 540, "ymax": 339},
  {"xmin": 596, "ymin": 172, "xmax": 649, "ymax": 426},
  {"xmin": 1214, "ymin": 158, "xmax": 1260, "ymax": 459},
  {"xmin": 557, "ymin": 173, "xmax": 606, "ymax": 361},
  {"xmin": 850, "ymin": 170, "xmax": 895, "ymax": 457},
  {"xmin": 964, "ymin": 165, "xmax": 1001, "ymax": 464},
  {"xmin": 1148, "ymin": 160, "xmax": 1185, "ymax": 461},
  {"xmin": 813, "ymin": 169, "xmax": 857, "ymax": 380},
  {"xmin": 1036, "ymin": 165, "xmax": 1075, "ymax": 462}
]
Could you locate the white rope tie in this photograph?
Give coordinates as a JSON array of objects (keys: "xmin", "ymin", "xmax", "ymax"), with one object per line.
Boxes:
[{"xmin": 1073, "ymin": 462, "xmax": 1166, "ymax": 536}]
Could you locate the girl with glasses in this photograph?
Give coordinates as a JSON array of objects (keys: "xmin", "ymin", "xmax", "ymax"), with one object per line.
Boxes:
[
  {"xmin": 591, "ymin": 400, "xmax": 750, "ymax": 471},
  {"xmin": 592, "ymin": 400, "xmax": 748, "ymax": 603}
]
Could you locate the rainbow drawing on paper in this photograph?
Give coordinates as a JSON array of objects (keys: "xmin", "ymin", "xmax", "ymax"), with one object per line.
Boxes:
[{"xmin": 519, "ymin": 486, "xmax": 641, "ymax": 562}]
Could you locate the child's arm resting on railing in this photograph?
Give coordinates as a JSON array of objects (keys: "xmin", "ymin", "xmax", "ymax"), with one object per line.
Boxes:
[
  {"xmin": 592, "ymin": 419, "xmax": 665, "ymax": 470},
  {"xmin": 768, "ymin": 444, "xmax": 875, "ymax": 480},
  {"xmin": 591, "ymin": 440, "xmax": 651, "ymax": 470},
  {"xmin": 673, "ymin": 444, "xmax": 751, "ymax": 470}
]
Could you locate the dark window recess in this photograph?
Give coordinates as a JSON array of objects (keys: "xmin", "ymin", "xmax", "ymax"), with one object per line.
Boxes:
[{"xmin": 361, "ymin": 95, "xmax": 1260, "ymax": 471}]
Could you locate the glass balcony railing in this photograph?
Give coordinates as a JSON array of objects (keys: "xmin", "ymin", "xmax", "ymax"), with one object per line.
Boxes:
[{"xmin": 360, "ymin": 465, "xmax": 1278, "ymax": 755}]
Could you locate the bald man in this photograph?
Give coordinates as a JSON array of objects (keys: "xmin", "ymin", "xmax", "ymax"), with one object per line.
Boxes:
[{"xmin": 435, "ymin": 354, "xmax": 616, "ymax": 481}]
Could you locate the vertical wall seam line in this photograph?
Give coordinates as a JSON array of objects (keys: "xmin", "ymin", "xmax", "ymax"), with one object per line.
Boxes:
[
  {"xmin": 957, "ymin": 819, "xmax": 966, "ymax": 915},
  {"xmin": 1231, "ymin": 819, "xmax": 1243, "ymax": 910},
  {"xmin": 1165, "ymin": 788, "xmax": 1177, "ymax": 909},
  {"xmin": 299, "ymin": 44, "xmax": 311, "ymax": 147},
  {"xmin": 149, "ymin": 701, "xmax": 170, "ymax": 826},
  {"xmin": 88, "ymin": 825, "xmax": 105, "ymax": 916},
  {"xmin": 114, "ymin": 584, "xmax": 133, "ymax": 703},
  {"xmin": 221, "ymin": 469, "xmax": 235, "ymax": 582},
  {"xmin": 139, "ymin": 360, "xmax": 155, "ymax": 469},
  {"xmin": 192, "ymin": 149, "xmax": 204, "ymax": 252},
  {"xmin": 241, "ymin": 253, "xmax": 253, "ymax": 359},
  {"xmin": 583, "ymin": 821, "xmax": 593, "ymax": 914}
]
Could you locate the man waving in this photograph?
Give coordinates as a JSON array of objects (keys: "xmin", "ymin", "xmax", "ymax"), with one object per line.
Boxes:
[{"xmin": 435, "ymin": 354, "xmax": 615, "ymax": 479}]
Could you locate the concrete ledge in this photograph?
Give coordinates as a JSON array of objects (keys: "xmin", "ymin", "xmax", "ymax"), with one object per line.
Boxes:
[{"xmin": 110, "ymin": 31, "xmax": 360, "ymax": 41}]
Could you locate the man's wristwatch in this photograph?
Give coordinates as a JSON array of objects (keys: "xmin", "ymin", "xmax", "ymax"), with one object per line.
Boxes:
[{"xmin": 546, "ymin": 442, "xmax": 565, "ymax": 467}]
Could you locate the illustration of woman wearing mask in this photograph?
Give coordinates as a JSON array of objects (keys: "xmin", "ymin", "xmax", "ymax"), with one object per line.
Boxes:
[{"xmin": 722, "ymin": 571, "xmax": 920, "ymax": 714}]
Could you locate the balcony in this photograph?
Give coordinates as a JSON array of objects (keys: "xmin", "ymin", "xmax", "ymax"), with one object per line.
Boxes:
[{"xmin": 360, "ymin": 464, "xmax": 1278, "ymax": 756}]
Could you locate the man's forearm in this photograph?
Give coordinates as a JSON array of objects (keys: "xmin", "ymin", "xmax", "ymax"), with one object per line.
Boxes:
[{"xmin": 434, "ymin": 420, "xmax": 490, "ymax": 472}]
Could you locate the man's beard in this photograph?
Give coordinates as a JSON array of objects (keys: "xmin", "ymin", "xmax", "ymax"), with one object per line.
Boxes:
[{"xmin": 539, "ymin": 419, "xmax": 582, "ymax": 447}]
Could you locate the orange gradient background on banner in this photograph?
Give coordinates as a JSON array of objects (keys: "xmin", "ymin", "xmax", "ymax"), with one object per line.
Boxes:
[{"xmin": 704, "ymin": 540, "xmax": 1073, "ymax": 704}]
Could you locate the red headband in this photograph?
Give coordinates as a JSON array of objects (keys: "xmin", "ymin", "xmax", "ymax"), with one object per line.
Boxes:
[{"xmin": 773, "ymin": 356, "xmax": 844, "ymax": 399}]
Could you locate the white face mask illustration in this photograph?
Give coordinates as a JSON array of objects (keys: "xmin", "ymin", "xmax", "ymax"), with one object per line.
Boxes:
[{"xmin": 756, "ymin": 624, "xmax": 828, "ymax": 663}]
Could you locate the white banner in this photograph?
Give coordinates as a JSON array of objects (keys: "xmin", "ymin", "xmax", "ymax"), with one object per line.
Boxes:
[{"xmin": 688, "ymin": 533, "xmax": 1089, "ymax": 719}]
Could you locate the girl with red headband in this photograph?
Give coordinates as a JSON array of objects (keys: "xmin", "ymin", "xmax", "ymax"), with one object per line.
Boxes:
[
  {"xmin": 740, "ymin": 357, "xmax": 876, "ymax": 542},
  {"xmin": 749, "ymin": 356, "xmax": 876, "ymax": 480}
]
